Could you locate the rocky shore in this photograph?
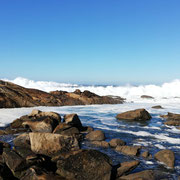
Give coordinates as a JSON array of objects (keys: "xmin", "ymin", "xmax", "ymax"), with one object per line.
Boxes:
[
  {"xmin": 0, "ymin": 80, "xmax": 124, "ymax": 108},
  {"xmin": 0, "ymin": 108, "xmax": 178, "ymax": 180}
]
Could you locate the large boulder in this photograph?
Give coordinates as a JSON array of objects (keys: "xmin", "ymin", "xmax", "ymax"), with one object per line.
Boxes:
[
  {"xmin": 86, "ymin": 130, "xmax": 105, "ymax": 141},
  {"xmin": 29, "ymin": 132, "xmax": 79, "ymax": 157},
  {"xmin": 118, "ymin": 170, "xmax": 155, "ymax": 180},
  {"xmin": 7, "ymin": 110, "xmax": 61, "ymax": 134},
  {"xmin": 116, "ymin": 160, "xmax": 140, "ymax": 177},
  {"xmin": 53, "ymin": 123, "xmax": 80, "ymax": 136},
  {"xmin": 154, "ymin": 149, "xmax": 175, "ymax": 168},
  {"xmin": 63, "ymin": 114, "xmax": 83, "ymax": 130},
  {"xmin": 29, "ymin": 109, "xmax": 61, "ymax": 122},
  {"xmin": 13, "ymin": 133, "xmax": 31, "ymax": 149},
  {"xmin": 115, "ymin": 146, "xmax": 141, "ymax": 156},
  {"xmin": 21, "ymin": 166, "xmax": 66, "ymax": 180},
  {"xmin": 10, "ymin": 115, "xmax": 31, "ymax": 129},
  {"xmin": 0, "ymin": 141, "xmax": 11, "ymax": 154},
  {"xmin": 22, "ymin": 116, "xmax": 59, "ymax": 133},
  {"xmin": 13, "ymin": 146, "xmax": 45, "ymax": 168},
  {"xmin": 116, "ymin": 109, "xmax": 151, "ymax": 121},
  {"xmin": 2, "ymin": 148, "xmax": 27, "ymax": 178},
  {"xmin": 56, "ymin": 149, "xmax": 112, "ymax": 180}
]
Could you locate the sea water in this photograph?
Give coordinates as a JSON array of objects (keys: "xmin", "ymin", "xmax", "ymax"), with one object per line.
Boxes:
[
  {"xmin": 0, "ymin": 101, "xmax": 179, "ymax": 179},
  {"xmin": 1, "ymin": 77, "xmax": 180, "ymax": 178}
]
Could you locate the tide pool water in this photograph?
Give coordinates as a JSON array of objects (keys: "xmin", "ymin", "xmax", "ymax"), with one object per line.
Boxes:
[{"xmin": 0, "ymin": 102, "xmax": 179, "ymax": 179}]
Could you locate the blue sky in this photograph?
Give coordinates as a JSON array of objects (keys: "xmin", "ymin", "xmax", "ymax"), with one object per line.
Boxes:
[{"xmin": 0, "ymin": 0, "xmax": 180, "ymax": 85}]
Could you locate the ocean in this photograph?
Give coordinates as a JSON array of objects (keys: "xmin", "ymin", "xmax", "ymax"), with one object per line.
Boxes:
[{"xmin": 0, "ymin": 77, "xmax": 180, "ymax": 179}]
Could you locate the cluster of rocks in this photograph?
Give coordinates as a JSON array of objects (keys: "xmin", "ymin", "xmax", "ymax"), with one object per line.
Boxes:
[
  {"xmin": 161, "ymin": 112, "xmax": 180, "ymax": 129},
  {"xmin": 0, "ymin": 108, "xmax": 177, "ymax": 179},
  {"xmin": 0, "ymin": 80, "xmax": 124, "ymax": 108}
]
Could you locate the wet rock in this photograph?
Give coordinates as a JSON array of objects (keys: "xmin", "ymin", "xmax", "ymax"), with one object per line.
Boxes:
[
  {"xmin": 22, "ymin": 116, "xmax": 59, "ymax": 133},
  {"xmin": 152, "ymin": 105, "xmax": 164, "ymax": 109},
  {"xmin": 51, "ymin": 149, "xmax": 83, "ymax": 162},
  {"xmin": 154, "ymin": 149, "xmax": 175, "ymax": 168},
  {"xmin": 10, "ymin": 115, "xmax": 31, "ymax": 129},
  {"xmin": 116, "ymin": 109, "xmax": 151, "ymax": 121},
  {"xmin": 81, "ymin": 126, "xmax": 94, "ymax": 133},
  {"xmin": 74, "ymin": 89, "xmax": 81, "ymax": 95},
  {"xmin": 86, "ymin": 130, "xmax": 105, "ymax": 141},
  {"xmin": 109, "ymin": 139, "xmax": 126, "ymax": 148},
  {"xmin": 53, "ymin": 123, "xmax": 72, "ymax": 132},
  {"xmin": 56, "ymin": 149, "xmax": 112, "ymax": 180},
  {"xmin": 0, "ymin": 141, "xmax": 11, "ymax": 149},
  {"xmin": 118, "ymin": 170, "xmax": 155, "ymax": 180},
  {"xmin": 161, "ymin": 112, "xmax": 180, "ymax": 126},
  {"xmin": 141, "ymin": 95, "xmax": 154, "ymax": 99},
  {"xmin": 91, "ymin": 141, "xmax": 110, "ymax": 148},
  {"xmin": 116, "ymin": 160, "xmax": 140, "ymax": 177},
  {"xmin": 141, "ymin": 151, "xmax": 152, "ymax": 159},
  {"xmin": 13, "ymin": 133, "xmax": 31, "ymax": 149},
  {"xmin": 21, "ymin": 166, "xmax": 66, "ymax": 180},
  {"xmin": 115, "ymin": 146, "xmax": 141, "ymax": 156},
  {"xmin": 0, "ymin": 141, "xmax": 11, "ymax": 154},
  {"xmin": 0, "ymin": 161, "xmax": 17, "ymax": 180},
  {"xmin": 53, "ymin": 123, "xmax": 79, "ymax": 136},
  {"xmin": 13, "ymin": 147, "xmax": 45, "ymax": 167},
  {"xmin": 58, "ymin": 127, "xmax": 80, "ymax": 136},
  {"xmin": 29, "ymin": 110, "xmax": 61, "ymax": 122},
  {"xmin": 0, "ymin": 130, "xmax": 7, "ymax": 135},
  {"xmin": 29, "ymin": 132, "xmax": 79, "ymax": 157},
  {"xmin": 28, "ymin": 109, "xmax": 41, "ymax": 117},
  {"xmin": 63, "ymin": 114, "xmax": 83, "ymax": 130},
  {"xmin": 161, "ymin": 112, "xmax": 180, "ymax": 120},
  {"xmin": 2, "ymin": 148, "xmax": 27, "ymax": 178},
  {"xmin": 0, "ymin": 80, "xmax": 124, "ymax": 108},
  {"xmin": 164, "ymin": 120, "xmax": 180, "ymax": 126}
]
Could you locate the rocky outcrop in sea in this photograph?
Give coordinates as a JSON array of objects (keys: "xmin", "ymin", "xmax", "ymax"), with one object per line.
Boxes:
[{"xmin": 0, "ymin": 80, "xmax": 124, "ymax": 108}]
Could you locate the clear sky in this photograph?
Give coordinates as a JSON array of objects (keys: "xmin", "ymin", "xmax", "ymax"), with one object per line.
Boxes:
[{"xmin": 0, "ymin": 0, "xmax": 180, "ymax": 85}]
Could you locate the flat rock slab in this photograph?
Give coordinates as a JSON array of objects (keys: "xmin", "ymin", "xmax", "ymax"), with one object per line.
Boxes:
[{"xmin": 29, "ymin": 132, "xmax": 79, "ymax": 156}]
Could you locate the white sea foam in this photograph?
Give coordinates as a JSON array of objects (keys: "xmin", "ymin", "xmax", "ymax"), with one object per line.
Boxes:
[
  {"xmin": 154, "ymin": 144, "xmax": 166, "ymax": 149},
  {"xmin": 2, "ymin": 77, "xmax": 180, "ymax": 102},
  {"xmin": 145, "ymin": 161, "xmax": 154, "ymax": 165}
]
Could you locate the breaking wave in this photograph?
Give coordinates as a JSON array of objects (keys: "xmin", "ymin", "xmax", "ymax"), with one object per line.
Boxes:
[{"xmin": 2, "ymin": 77, "xmax": 180, "ymax": 101}]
